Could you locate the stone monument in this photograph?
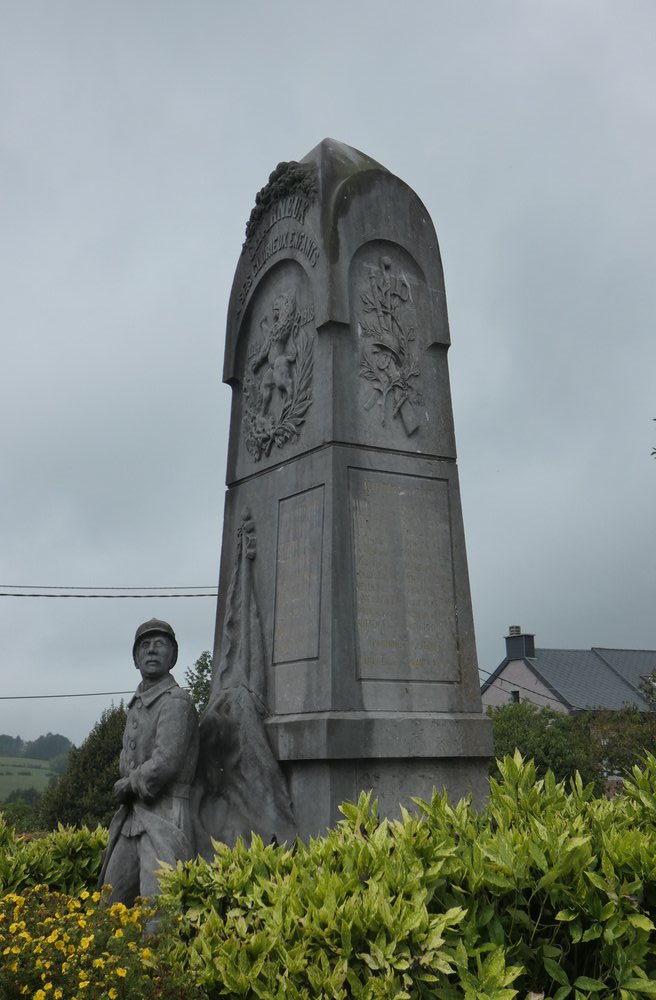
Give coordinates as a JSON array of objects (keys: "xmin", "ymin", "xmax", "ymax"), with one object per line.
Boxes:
[{"xmin": 205, "ymin": 139, "xmax": 492, "ymax": 842}]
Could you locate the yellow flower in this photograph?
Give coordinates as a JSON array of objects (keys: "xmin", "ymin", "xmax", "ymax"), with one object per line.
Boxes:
[
  {"xmin": 79, "ymin": 890, "xmax": 89, "ymax": 900},
  {"xmin": 80, "ymin": 934, "xmax": 94, "ymax": 950},
  {"xmin": 33, "ymin": 991, "xmax": 46, "ymax": 1000},
  {"xmin": 113, "ymin": 928, "xmax": 123, "ymax": 938},
  {"xmin": 116, "ymin": 967, "xmax": 127, "ymax": 978},
  {"xmin": 108, "ymin": 990, "xmax": 118, "ymax": 1000}
]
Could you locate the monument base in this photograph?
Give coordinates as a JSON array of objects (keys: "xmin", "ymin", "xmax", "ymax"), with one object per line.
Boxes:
[{"xmin": 266, "ymin": 712, "xmax": 492, "ymax": 839}]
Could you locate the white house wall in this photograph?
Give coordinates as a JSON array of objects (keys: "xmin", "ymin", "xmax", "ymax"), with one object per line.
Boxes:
[{"xmin": 482, "ymin": 659, "xmax": 567, "ymax": 712}]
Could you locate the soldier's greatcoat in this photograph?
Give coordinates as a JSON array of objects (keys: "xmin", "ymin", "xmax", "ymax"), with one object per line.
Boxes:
[{"xmin": 100, "ymin": 673, "xmax": 199, "ymax": 902}]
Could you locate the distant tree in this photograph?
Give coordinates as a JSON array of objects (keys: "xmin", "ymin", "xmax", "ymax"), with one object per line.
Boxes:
[
  {"xmin": 48, "ymin": 751, "xmax": 71, "ymax": 776},
  {"xmin": 576, "ymin": 706, "xmax": 656, "ymax": 777},
  {"xmin": 2, "ymin": 787, "xmax": 41, "ymax": 833},
  {"xmin": 23, "ymin": 733, "xmax": 73, "ymax": 761},
  {"xmin": 640, "ymin": 669, "xmax": 656, "ymax": 711},
  {"xmin": 38, "ymin": 705, "xmax": 126, "ymax": 830},
  {"xmin": 488, "ymin": 702, "xmax": 603, "ymax": 789},
  {"xmin": 0, "ymin": 735, "xmax": 24, "ymax": 757},
  {"xmin": 184, "ymin": 651, "xmax": 213, "ymax": 714}
]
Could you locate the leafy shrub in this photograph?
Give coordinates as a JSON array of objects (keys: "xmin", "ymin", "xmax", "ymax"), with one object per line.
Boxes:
[
  {"xmin": 0, "ymin": 819, "xmax": 106, "ymax": 895},
  {"xmin": 5, "ymin": 755, "xmax": 656, "ymax": 998},
  {"xmin": 158, "ymin": 753, "xmax": 656, "ymax": 999}
]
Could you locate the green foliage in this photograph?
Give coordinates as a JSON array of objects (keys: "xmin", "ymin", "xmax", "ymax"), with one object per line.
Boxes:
[
  {"xmin": 6, "ymin": 754, "xmax": 656, "ymax": 997},
  {"xmin": 0, "ymin": 885, "xmax": 204, "ymax": 1000},
  {"xmin": 585, "ymin": 706, "xmax": 656, "ymax": 775},
  {"xmin": 184, "ymin": 650, "xmax": 213, "ymax": 713},
  {"xmin": 489, "ymin": 702, "xmax": 603, "ymax": 788},
  {"xmin": 23, "ymin": 732, "xmax": 73, "ymax": 761},
  {"xmin": 2, "ymin": 788, "xmax": 41, "ymax": 834},
  {"xmin": 0, "ymin": 734, "xmax": 24, "ymax": 757},
  {"xmin": 38, "ymin": 704, "xmax": 126, "ymax": 830},
  {"xmin": 0, "ymin": 816, "xmax": 106, "ymax": 895},
  {"xmin": 156, "ymin": 755, "xmax": 656, "ymax": 999},
  {"xmin": 489, "ymin": 702, "xmax": 656, "ymax": 790}
]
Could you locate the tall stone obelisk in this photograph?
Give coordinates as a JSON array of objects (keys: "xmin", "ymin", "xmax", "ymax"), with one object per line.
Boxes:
[{"xmin": 212, "ymin": 140, "xmax": 491, "ymax": 839}]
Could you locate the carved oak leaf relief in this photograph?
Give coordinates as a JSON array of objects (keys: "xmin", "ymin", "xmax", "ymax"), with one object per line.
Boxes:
[
  {"xmin": 358, "ymin": 256, "xmax": 422, "ymax": 436},
  {"xmin": 243, "ymin": 289, "xmax": 314, "ymax": 461}
]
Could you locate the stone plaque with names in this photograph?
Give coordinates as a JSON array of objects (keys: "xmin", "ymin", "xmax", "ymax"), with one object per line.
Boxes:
[
  {"xmin": 273, "ymin": 486, "xmax": 324, "ymax": 664},
  {"xmin": 350, "ymin": 469, "xmax": 458, "ymax": 682}
]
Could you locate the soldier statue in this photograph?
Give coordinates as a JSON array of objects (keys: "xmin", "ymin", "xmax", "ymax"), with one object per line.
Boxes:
[{"xmin": 99, "ymin": 619, "xmax": 199, "ymax": 910}]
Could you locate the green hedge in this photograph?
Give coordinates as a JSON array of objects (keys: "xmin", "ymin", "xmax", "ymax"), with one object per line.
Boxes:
[
  {"xmin": 4, "ymin": 754, "xmax": 656, "ymax": 998},
  {"xmin": 158, "ymin": 754, "xmax": 656, "ymax": 999},
  {"xmin": 0, "ymin": 814, "xmax": 105, "ymax": 895}
]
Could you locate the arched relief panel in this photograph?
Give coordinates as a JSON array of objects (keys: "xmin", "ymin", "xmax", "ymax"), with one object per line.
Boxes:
[
  {"xmin": 341, "ymin": 240, "xmax": 455, "ymax": 457},
  {"xmin": 231, "ymin": 260, "xmax": 317, "ymax": 481}
]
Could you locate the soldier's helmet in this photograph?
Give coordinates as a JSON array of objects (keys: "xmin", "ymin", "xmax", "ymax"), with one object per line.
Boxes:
[{"xmin": 132, "ymin": 618, "xmax": 178, "ymax": 668}]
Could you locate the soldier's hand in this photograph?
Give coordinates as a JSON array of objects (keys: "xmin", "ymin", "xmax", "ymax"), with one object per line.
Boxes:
[{"xmin": 113, "ymin": 777, "xmax": 133, "ymax": 804}]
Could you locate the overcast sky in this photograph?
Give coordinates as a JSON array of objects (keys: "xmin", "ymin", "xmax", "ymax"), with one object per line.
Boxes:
[{"xmin": 2, "ymin": 1, "xmax": 655, "ymax": 745}]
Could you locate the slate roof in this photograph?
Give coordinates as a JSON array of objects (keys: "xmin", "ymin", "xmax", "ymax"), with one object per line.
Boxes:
[{"xmin": 482, "ymin": 646, "xmax": 655, "ymax": 712}]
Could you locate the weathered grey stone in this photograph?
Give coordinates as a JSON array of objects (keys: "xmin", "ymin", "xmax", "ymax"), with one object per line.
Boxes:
[
  {"xmin": 207, "ymin": 139, "xmax": 492, "ymax": 841},
  {"xmin": 99, "ymin": 620, "xmax": 199, "ymax": 913}
]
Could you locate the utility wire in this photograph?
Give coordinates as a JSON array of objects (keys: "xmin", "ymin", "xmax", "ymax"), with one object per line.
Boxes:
[
  {"xmin": 1, "ymin": 667, "xmax": 556, "ymax": 705},
  {"xmin": 0, "ymin": 590, "xmax": 218, "ymax": 601},
  {"xmin": 0, "ymin": 691, "xmax": 134, "ymax": 701},
  {"xmin": 0, "ymin": 585, "xmax": 216, "ymax": 590}
]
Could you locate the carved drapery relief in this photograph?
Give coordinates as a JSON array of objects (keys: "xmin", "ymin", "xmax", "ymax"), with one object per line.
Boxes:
[
  {"xmin": 243, "ymin": 288, "xmax": 314, "ymax": 461},
  {"xmin": 193, "ymin": 509, "xmax": 296, "ymax": 853},
  {"xmin": 358, "ymin": 256, "xmax": 422, "ymax": 436}
]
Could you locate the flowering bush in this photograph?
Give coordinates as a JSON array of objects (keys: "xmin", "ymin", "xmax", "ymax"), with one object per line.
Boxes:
[{"xmin": 0, "ymin": 885, "xmax": 202, "ymax": 1000}]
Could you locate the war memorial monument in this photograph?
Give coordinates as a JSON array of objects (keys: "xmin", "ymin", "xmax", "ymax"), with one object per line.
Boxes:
[{"xmin": 195, "ymin": 139, "xmax": 492, "ymax": 845}]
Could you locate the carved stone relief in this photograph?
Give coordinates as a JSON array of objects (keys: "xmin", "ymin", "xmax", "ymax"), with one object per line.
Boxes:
[
  {"xmin": 242, "ymin": 287, "xmax": 315, "ymax": 461},
  {"xmin": 358, "ymin": 256, "xmax": 422, "ymax": 435},
  {"xmin": 193, "ymin": 509, "xmax": 296, "ymax": 852}
]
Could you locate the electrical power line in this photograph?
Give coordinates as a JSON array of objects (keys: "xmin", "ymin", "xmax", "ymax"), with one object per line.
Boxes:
[
  {"xmin": 0, "ymin": 585, "xmax": 216, "ymax": 590},
  {"xmin": 0, "ymin": 592, "xmax": 217, "ymax": 598},
  {"xmin": 0, "ymin": 690, "xmax": 134, "ymax": 701},
  {"xmin": 1, "ymin": 667, "xmax": 554, "ymax": 706},
  {"xmin": 0, "ymin": 584, "xmax": 217, "ymax": 599}
]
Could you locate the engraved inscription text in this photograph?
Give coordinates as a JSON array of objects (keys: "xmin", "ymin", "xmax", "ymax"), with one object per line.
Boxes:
[
  {"xmin": 273, "ymin": 487, "xmax": 324, "ymax": 664},
  {"xmin": 350, "ymin": 470, "xmax": 458, "ymax": 682}
]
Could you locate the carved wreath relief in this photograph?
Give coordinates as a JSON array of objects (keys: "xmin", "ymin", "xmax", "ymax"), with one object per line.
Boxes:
[
  {"xmin": 243, "ymin": 289, "xmax": 314, "ymax": 461},
  {"xmin": 358, "ymin": 256, "xmax": 422, "ymax": 436}
]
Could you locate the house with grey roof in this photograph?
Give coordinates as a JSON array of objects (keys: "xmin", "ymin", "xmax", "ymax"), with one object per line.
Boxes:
[{"xmin": 481, "ymin": 626, "xmax": 656, "ymax": 713}]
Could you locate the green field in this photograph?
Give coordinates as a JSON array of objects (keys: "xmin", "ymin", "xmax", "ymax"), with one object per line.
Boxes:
[{"xmin": 0, "ymin": 756, "xmax": 57, "ymax": 800}]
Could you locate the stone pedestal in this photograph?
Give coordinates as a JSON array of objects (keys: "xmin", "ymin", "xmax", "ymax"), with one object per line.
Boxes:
[{"xmin": 213, "ymin": 139, "xmax": 492, "ymax": 839}]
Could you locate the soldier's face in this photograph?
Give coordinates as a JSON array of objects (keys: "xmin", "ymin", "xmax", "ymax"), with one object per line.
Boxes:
[{"xmin": 136, "ymin": 634, "xmax": 175, "ymax": 683}]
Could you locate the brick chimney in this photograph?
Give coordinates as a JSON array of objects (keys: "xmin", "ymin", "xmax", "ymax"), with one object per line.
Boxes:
[{"xmin": 505, "ymin": 625, "xmax": 535, "ymax": 660}]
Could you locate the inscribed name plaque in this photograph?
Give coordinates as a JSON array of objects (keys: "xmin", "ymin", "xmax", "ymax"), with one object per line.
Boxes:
[
  {"xmin": 273, "ymin": 486, "xmax": 324, "ymax": 664},
  {"xmin": 350, "ymin": 469, "xmax": 458, "ymax": 682}
]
